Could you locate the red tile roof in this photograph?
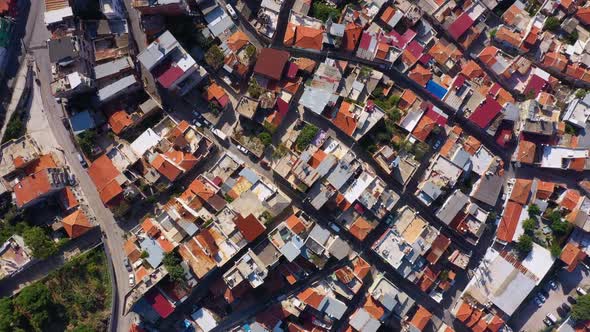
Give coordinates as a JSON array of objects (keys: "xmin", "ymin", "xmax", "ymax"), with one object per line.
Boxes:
[
  {"xmin": 364, "ymin": 296, "xmax": 385, "ymax": 320},
  {"xmin": 353, "ymin": 256, "xmax": 371, "ymax": 280},
  {"xmin": 497, "ymin": 201, "xmax": 523, "ymax": 243},
  {"xmin": 333, "ymin": 101, "xmax": 357, "ymax": 136},
  {"xmin": 426, "ymin": 234, "xmax": 451, "ymax": 264},
  {"xmin": 60, "ymin": 187, "xmax": 79, "ymax": 210},
  {"xmin": 448, "ymin": 13, "xmax": 474, "ymax": 40},
  {"xmin": 146, "ymin": 289, "xmax": 175, "ymax": 318},
  {"xmin": 412, "ymin": 115, "xmax": 436, "ymax": 142},
  {"xmin": 154, "ymin": 60, "xmax": 184, "ymax": 88},
  {"xmin": 576, "ymin": 7, "xmax": 590, "ymax": 25},
  {"xmin": 286, "ymin": 214, "xmax": 306, "ymax": 234},
  {"xmin": 561, "ymin": 189, "xmax": 582, "ymax": 211},
  {"xmin": 515, "ymin": 140, "xmax": 536, "ymax": 164},
  {"xmin": 348, "ymin": 217, "xmax": 373, "ymax": 241},
  {"xmin": 455, "ymin": 301, "xmax": 473, "ymax": 322},
  {"xmin": 151, "ymin": 154, "xmax": 183, "ymax": 182},
  {"xmin": 468, "ymin": 96, "xmax": 502, "ymax": 128},
  {"xmin": 62, "ymin": 210, "xmax": 92, "ymax": 238},
  {"xmin": 108, "ymin": 110, "xmax": 133, "ymax": 134},
  {"xmin": 234, "ymin": 213, "xmax": 265, "ymax": 242},
  {"xmin": 254, "ymin": 48, "xmax": 290, "ymax": 81},
  {"xmin": 297, "ymin": 288, "xmax": 324, "ymax": 309},
  {"xmin": 536, "ymin": 180, "xmax": 555, "ymax": 200}
]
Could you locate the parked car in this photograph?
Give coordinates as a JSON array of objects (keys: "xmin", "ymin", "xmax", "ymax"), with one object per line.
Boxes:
[
  {"xmin": 562, "ymin": 303, "xmax": 571, "ymax": 313},
  {"xmin": 577, "ymin": 287, "xmax": 587, "ymax": 295},
  {"xmin": 537, "ymin": 293, "xmax": 546, "ymax": 302},
  {"xmin": 124, "ymin": 258, "xmax": 132, "ymax": 272},
  {"xmin": 534, "ymin": 297, "xmax": 543, "ymax": 307},
  {"xmin": 548, "ymin": 280, "xmax": 558, "ymax": 290},
  {"xmin": 260, "ymin": 159, "xmax": 271, "ymax": 169},
  {"xmin": 568, "ymin": 295, "xmax": 577, "ymax": 304},
  {"xmin": 546, "ymin": 313, "xmax": 557, "ymax": 325},
  {"xmin": 77, "ymin": 153, "xmax": 87, "ymax": 168},
  {"xmin": 128, "ymin": 273, "xmax": 135, "ymax": 287},
  {"xmin": 226, "ymin": 4, "xmax": 237, "ymax": 19},
  {"xmin": 236, "ymin": 145, "xmax": 249, "ymax": 155}
]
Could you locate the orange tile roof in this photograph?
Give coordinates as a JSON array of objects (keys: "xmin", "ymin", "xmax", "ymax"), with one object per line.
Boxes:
[
  {"xmin": 349, "ymin": 217, "xmax": 373, "ymax": 241},
  {"xmin": 410, "ymin": 306, "xmax": 432, "ymax": 331},
  {"xmin": 297, "ymin": 288, "xmax": 324, "ymax": 309},
  {"xmin": 364, "ymin": 296, "xmax": 385, "ymax": 320},
  {"xmin": 284, "ymin": 23, "xmax": 296, "ymax": 46},
  {"xmin": 576, "ymin": 7, "xmax": 590, "ymax": 25},
  {"xmin": 13, "ymin": 170, "xmax": 53, "ymax": 208},
  {"xmin": 205, "ymin": 83, "xmax": 227, "ymax": 103},
  {"xmin": 478, "ymin": 46, "xmax": 498, "ymax": 66},
  {"xmin": 471, "ymin": 314, "xmax": 488, "ymax": 332},
  {"xmin": 124, "ymin": 238, "xmax": 141, "ymax": 263},
  {"xmin": 400, "ymin": 48, "xmax": 418, "ymax": 67},
  {"xmin": 135, "ymin": 266, "xmax": 148, "ymax": 282},
  {"xmin": 455, "ymin": 301, "xmax": 473, "ymax": 322},
  {"xmin": 293, "ymin": 57, "xmax": 317, "ymax": 73},
  {"xmin": 381, "ymin": 6, "xmax": 395, "ymax": 23},
  {"xmin": 164, "ymin": 149, "xmax": 198, "ymax": 171},
  {"xmin": 567, "ymin": 63, "xmax": 586, "ymax": 80},
  {"xmin": 466, "ymin": 309, "xmax": 484, "ymax": 328},
  {"xmin": 286, "ymin": 214, "xmax": 306, "ymax": 234},
  {"xmin": 157, "ymin": 236, "xmax": 175, "ymax": 253},
  {"xmin": 295, "ymin": 26, "xmax": 323, "ymax": 51},
  {"xmin": 399, "ymin": 89, "xmax": 418, "ymax": 111},
  {"xmin": 227, "ymin": 30, "xmax": 249, "ymax": 52},
  {"xmin": 24, "ymin": 154, "xmax": 57, "ymax": 176},
  {"xmin": 537, "ymin": 92, "xmax": 555, "ymax": 106},
  {"xmin": 333, "ymin": 101, "xmax": 357, "ymax": 136},
  {"xmin": 196, "ymin": 229, "xmax": 219, "ymax": 256},
  {"xmin": 234, "ymin": 213, "xmax": 265, "ymax": 242},
  {"xmin": 88, "ymin": 154, "xmax": 123, "ymax": 204},
  {"xmin": 570, "ymin": 157, "xmax": 586, "ymax": 171},
  {"xmin": 463, "ymin": 136, "xmax": 481, "ymax": 155},
  {"xmin": 142, "ymin": 218, "xmax": 160, "ymax": 237},
  {"xmin": 542, "ymin": 52, "xmax": 568, "ymax": 72},
  {"xmin": 502, "ymin": 4, "xmax": 525, "ymax": 25},
  {"xmin": 426, "ymin": 234, "xmax": 451, "ymax": 264},
  {"xmin": 353, "ymin": 256, "xmax": 371, "ymax": 280},
  {"xmin": 62, "ymin": 210, "xmax": 92, "ymax": 238},
  {"xmin": 309, "ymin": 149, "xmax": 327, "ymax": 169},
  {"xmin": 497, "ymin": 201, "xmax": 523, "ymax": 243},
  {"xmin": 561, "ymin": 189, "xmax": 582, "ymax": 211},
  {"xmin": 495, "ymin": 26, "xmax": 522, "ymax": 48},
  {"xmin": 151, "ymin": 154, "xmax": 183, "ymax": 182},
  {"xmin": 536, "ymin": 180, "xmax": 555, "ymax": 200},
  {"xmin": 461, "ymin": 60, "xmax": 484, "ymax": 80},
  {"xmin": 108, "ymin": 110, "xmax": 133, "ymax": 135},
  {"xmin": 509, "ymin": 178, "xmax": 532, "ymax": 205},
  {"xmin": 428, "ymin": 40, "xmax": 452, "ymax": 66},
  {"xmin": 440, "ymin": 136, "xmax": 458, "ymax": 158},
  {"xmin": 60, "ymin": 187, "xmax": 79, "ymax": 210},
  {"xmin": 342, "ymin": 23, "xmax": 362, "ymax": 52},
  {"xmin": 488, "ymin": 315, "xmax": 505, "ymax": 332},
  {"xmin": 495, "ymin": 87, "xmax": 514, "ymax": 106},
  {"xmin": 516, "ymin": 140, "xmax": 535, "ymax": 164},
  {"xmin": 188, "ymin": 178, "xmax": 216, "ymax": 202},
  {"xmin": 412, "ymin": 115, "xmax": 436, "ymax": 142},
  {"xmin": 408, "ymin": 64, "xmax": 432, "ymax": 87},
  {"xmin": 561, "ymin": 242, "xmax": 587, "ymax": 272}
]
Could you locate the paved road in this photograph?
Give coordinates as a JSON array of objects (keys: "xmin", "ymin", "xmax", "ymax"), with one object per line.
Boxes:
[
  {"xmin": 26, "ymin": 2, "xmax": 135, "ymax": 331},
  {"xmin": 510, "ymin": 265, "xmax": 590, "ymax": 331}
]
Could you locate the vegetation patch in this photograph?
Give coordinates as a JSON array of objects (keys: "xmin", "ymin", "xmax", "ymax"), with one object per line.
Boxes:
[
  {"xmin": 0, "ymin": 248, "xmax": 111, "ymax": 331},
  {"xmin": 295, "ymin": 124, "xmax": 319, "ymax": 151},
  {"xmin": 311, "ymin": 1, "xmax": 341, "ymax": 21}
]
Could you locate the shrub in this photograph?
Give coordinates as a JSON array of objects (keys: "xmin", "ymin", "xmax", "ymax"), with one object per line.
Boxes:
[
  {"xmin": 204, "ymin": 45, "xmax": 225, "ymax": 70},
  {"xmin": 163, "ymin": 252, "xmax": 185, "ymax": 282},
  {"xmin": 248, "ymin": 79, "xmax": 264, "ymax": 99},
  {"xmin": 528, "ymin": 204, "xmax": 541, "ymax": 217},
  {"xmin": 295, "ymin": 124, "xmax": 319, "ymax": 151},
  {"xmin": 77, "ymin": 130, "xmax": 97, "ymax": 158},
  {"xmin": 244, "ymin": 44, "xmax": 256, "ymax": 59},
  {"xmin": 2, "ymin": 114, "xmax": 24, "ymax": 144},
  {"xmin": 311, "ymin": 1, "xmax": 341, "ymax": 21},
  {"xmin": 550, "ymin": 240, "xmax": 562, "ymax": 257},
  {"xmin": 551, "ymin": 219, "xmax": 569, "ymax": 235},
  {"xmin": 544, "ymin": 17, "xmax": 561, "ymax": 31},
  {"xmin": 258, "ymin": 132, "xmax": 272, "ymax": 146},
  {"xmin": 522, "ymin": 218, "xmax": 536, "ymax": 234},
  {"xmin": 23, "ymin": 227, "xmax": 57, "ymax": 259},
  {"xmin": 516, "ymin": 234, "xmax": 533, "ymax": 255}
]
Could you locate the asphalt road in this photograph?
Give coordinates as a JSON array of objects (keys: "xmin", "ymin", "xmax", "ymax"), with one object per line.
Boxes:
[{"xmin": 24, "ymin": 2, "xmax": 135, "ymax": 331}]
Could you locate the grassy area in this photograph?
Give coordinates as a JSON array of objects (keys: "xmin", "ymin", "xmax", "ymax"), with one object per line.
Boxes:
[
  {"xmin": 295, "ymin": 124, "xmax": 319, "ymax": 151},
  {"xmin": 1, "ymin": 111, "xmax": 25, "ymax": 144},
  {"xmin": 0, "ymin": 248, "xmax": 112, "ymax": 331},
  {"xmin": 310, "ymin": 1, "xmax": 342, "ymax": 21}
]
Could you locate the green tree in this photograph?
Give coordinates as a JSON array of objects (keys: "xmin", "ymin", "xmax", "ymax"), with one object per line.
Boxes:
[
  {"xmin": 522, "ymin": 218, "xmax": 537, "ymax": 234},
  {"xmin": 544, "ymin": 16, "xmax": 561, "ymax": 31},
  {"xmin": 163, "ymin": 252, "xmax": 185, "ymax": 282},
  {"xmin": 528, "ymin": 204, "xmax": 541, "ymax": 217},
  {"xmin": 311, "ymin": 1, "xmax": 341, "ymax": 21},
  {"xmin": 2, "ymin": 114, "xmax": 24, "ymax": 144},
  {"xmin": 489, "ymin": 28, "xmax": 497, "ymax": 38},
  {"xmin": 244, "ymin": 44, "xmax": 256, "ymax": 59},
  {"xmin": 77, "ymin": 130, "xmax": 97, "ymax": 157},
  {"xmin": 295, "ymin": 124, "xmax": 319, "ymax": 151},
  {"xmin": 248, "ymin": 79, "xmax": 264, "ymax": 99},
  {"xmin": 551, "ymin": 219, "xmax": 569, "ymax": 235},
  {"xmin": 258, "ymin": 132, "xmax": 272, "ymax": 146},
  {"xmin": 14, "ymin": 283, "xmax": 54, "ymax": 332},
  {"xmin": 204, "ymin": 45, "xmax": 225, "ymax": 70},
  {"xmin": 566, "ymin": 30, "xmax": 579, "ymax": 45},
  {"xmin": 0, "ymin": 298, "xmax": 14, "ymax": 332},
  {"xmin": 550, "ymin": 240, "xmax": 562, "ymax": 257},
  {"xmin": 572, "ymin": 294, "xmax": 590, "ymax": 320},
  {"xmin": 414, "ymin": 142, "xmax": 429, "ymax": 160},
  {"xmin": 272, "ymin": 144, "xmax": 289, "ymax": 159},
  {"xmin": 22, "ymin": 227, "xmax": 57, "ymax": 259},
  {"xmin": 516, "ymin": 234, "xmax": 533, "ymax": 255},
  {"xmin": 576, "ymin": 89, "xmax": 588, "ymax": 99}
]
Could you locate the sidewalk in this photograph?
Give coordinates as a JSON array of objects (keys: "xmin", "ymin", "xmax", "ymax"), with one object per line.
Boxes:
[{"xmin": 0, "ymin": 59, "xmax": 31, "ymax": 139}]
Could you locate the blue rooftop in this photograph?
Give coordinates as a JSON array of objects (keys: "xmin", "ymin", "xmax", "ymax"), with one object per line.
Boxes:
[
  {"xmin": 139, "ymin": 237, "xmax": 165, "ymax": 268},
  {"xmin": 426, "ymin": 80, "xmax": 448, "ymax": 100},
  {"xmin": 69, "ymin": 110, "xmax": 96, "ymax": 135}
]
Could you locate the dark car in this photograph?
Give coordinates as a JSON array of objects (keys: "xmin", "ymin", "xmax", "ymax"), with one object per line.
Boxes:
[
  {"xmin": 562, "ymin": 303, "xmax": 571, "ymax": 312},
  {"xmin": 568, "ymin": 295, "xmax": 577, "ymax": 304},
  {"xmin": 260, "ymin": 159, "xmax": 271, "ymax": 169}
]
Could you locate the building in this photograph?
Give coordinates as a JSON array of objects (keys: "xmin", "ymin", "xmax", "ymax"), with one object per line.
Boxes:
[
  {"xmin": 98, "ymin": 75, "xmax": 140, "ymax": 103},
  {"xmin": 253, "ymin": 48, "xmax": 290, "ymax": 82},
  {"xmin": 88, "ymin": 154, "xmax": 127, "ymax": 206},
  {"xmin": 138, "ymin": 31, "xmax": 208, "ymax": 95},
  {"xmin": 131, "ymin": 0, "xmax": 190, "ymax": 15},
  {"xmin": 13, "ymin": 168, "xmax": 70, "ymax": 208}
]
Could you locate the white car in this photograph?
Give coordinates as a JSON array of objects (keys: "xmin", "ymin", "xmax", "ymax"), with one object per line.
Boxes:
[
  {"xmin": 129, "ymin": 273, "xmax": 135, "ymax": 287},
  {"xmin": 236, "ymin": 145, "xmax": 249, "ymax": 154},
  {"xmin": 226, "ymin": 4, "xmax": 237, "ymax": 19}
]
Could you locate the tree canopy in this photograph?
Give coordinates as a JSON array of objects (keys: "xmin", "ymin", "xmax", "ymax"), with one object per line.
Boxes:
[
  {"xmin": 204, "ymin": 45, "xmax": 225, "ymax": 70},
  {"xmin": 163, "ymin": 252, "xmax": 185, "ymax": 282},
  {"xmin": 572, "ymin": 294, "xmax": 590, "ymax": 320},
  {"xmin": 295, "ymin": 124, "xmax": 319, "ymax": 151},
  {"xmin": 516, "ymin": 234, "xmax": 533, "ymax": 255},
  {"xmin": 22, "ymin": 227, "xmax": 57, "ymax": 259}
]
